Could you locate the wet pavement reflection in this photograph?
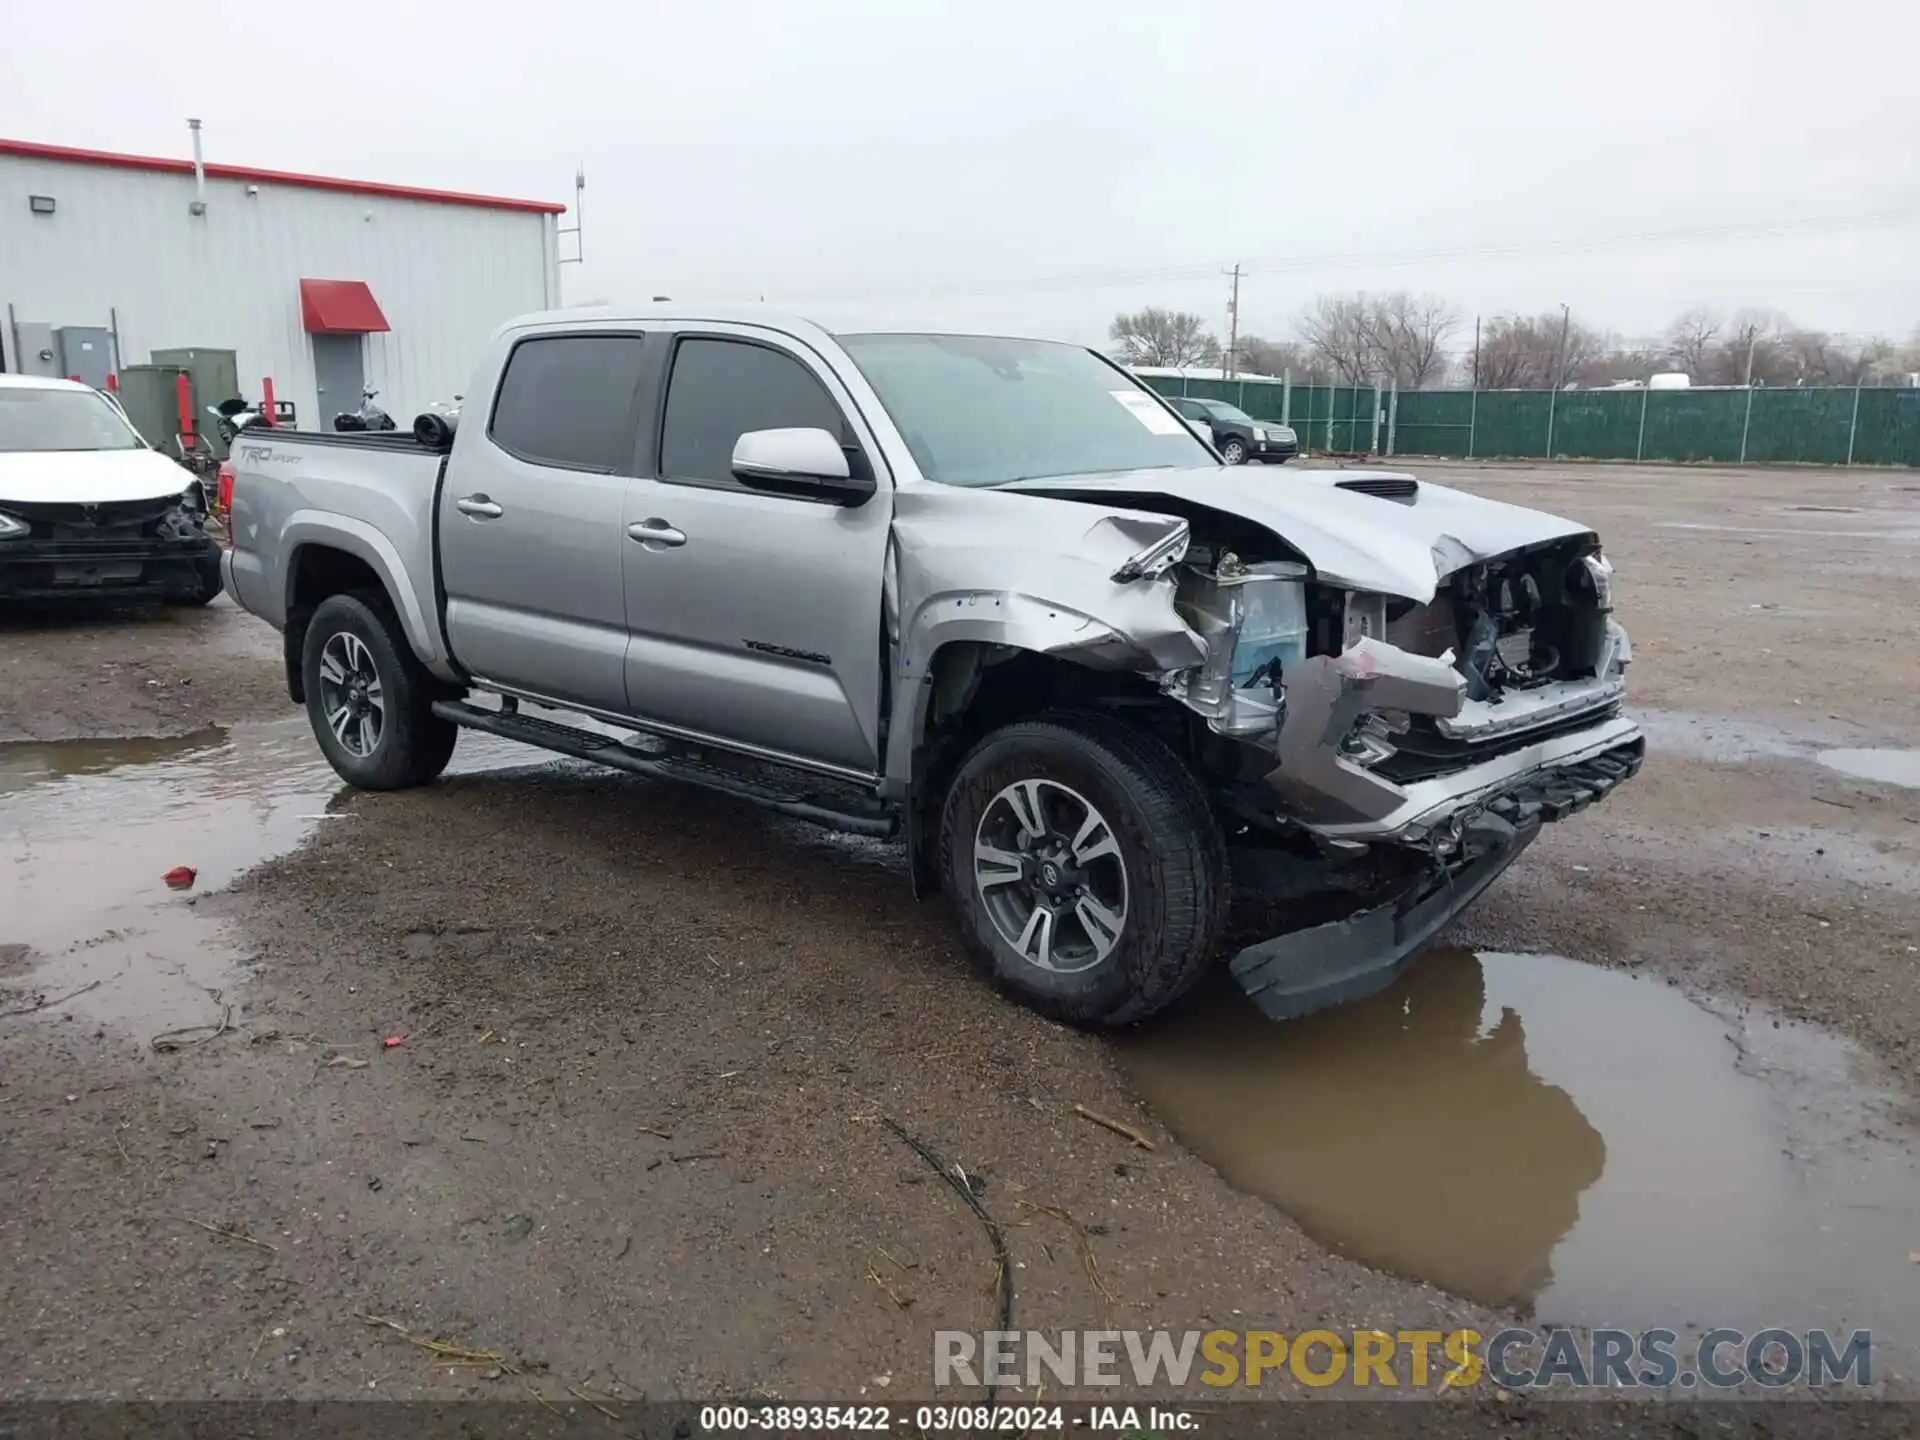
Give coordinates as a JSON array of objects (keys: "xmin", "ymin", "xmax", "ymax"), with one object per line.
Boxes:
[
  {"xmin": 1820, "ymin": 748, "xmax": 1920, "ymax": 790},
  {"xmin": 1125, "ymin": 949, "xmax": 1920, "ymax": 1374},
  {"xmin": 0, "ymin": 717, "xmax": 545, "ymax": 1033}
]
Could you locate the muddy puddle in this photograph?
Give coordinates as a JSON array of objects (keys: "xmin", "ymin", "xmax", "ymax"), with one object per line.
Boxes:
[
  {"xmin": 1820, "ymin": 748, "xmax": 1920, "ymax": 790},
  {"xmin": 0, "ymin": 716, "xmax": 549, "ymax": 1034},
  {"xmin": 1125, "ymin": 949, "xmax": 1920, "ymax": 1376}
]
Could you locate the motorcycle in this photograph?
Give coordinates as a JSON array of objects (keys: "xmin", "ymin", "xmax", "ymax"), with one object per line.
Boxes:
[
  {"xmin": 333, "ymin": 387, "xmax": 396, "ymax": 433},
  {"xmin": 207, "ymin": 397, "xmax": 268, "ymax": 446}
]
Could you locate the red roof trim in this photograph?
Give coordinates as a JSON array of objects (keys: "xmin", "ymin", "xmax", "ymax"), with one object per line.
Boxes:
[
  {"xmin": 0, "ymin": 137, "xmax": 566, "ymax": 215},
  {"xmin": 300, "ymin": 279, "xmax": 391, "ymax": 335}
]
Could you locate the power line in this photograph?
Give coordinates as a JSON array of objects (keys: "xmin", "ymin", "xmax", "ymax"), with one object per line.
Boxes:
[
  {"xmin": 778, "ymin": 208, "xmax": 1920, "ymax": 306},
  {"xmin": 1224, "ymin": 264, "xmax": 1242, "ymax": 378}
]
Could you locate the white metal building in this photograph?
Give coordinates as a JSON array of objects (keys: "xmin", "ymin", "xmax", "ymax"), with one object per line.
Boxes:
[{"xmin": 1, "ymin": 134, "xmax": 564, "ymax": 432}]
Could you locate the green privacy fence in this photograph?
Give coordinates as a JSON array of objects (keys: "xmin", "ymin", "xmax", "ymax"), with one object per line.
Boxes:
[
  {"xmin": 1137, "ymin": 372, "xmax": 1920, "ymax": 467},
  {"xmin": 1140, "ymin": 373, "xmax": 1386, "ymax": 453}
]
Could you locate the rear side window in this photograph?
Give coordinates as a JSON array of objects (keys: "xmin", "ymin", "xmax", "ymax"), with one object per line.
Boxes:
[
  {"xmin": 489, "ymin": 335, "xmax": 648, "ymax": 472},
  {"xmin": 660, "ymin": 338, "xmax": 845, "ymax": 486}
]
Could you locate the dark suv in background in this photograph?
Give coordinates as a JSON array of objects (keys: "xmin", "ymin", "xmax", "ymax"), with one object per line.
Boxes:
[{"xmin": 1169, "ymin": 397, "xmax": 1298, "ymax": 465}]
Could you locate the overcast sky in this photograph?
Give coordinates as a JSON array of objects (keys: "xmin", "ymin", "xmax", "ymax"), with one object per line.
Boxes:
[{"xmin": 6, "ymin": 0, "xmax": 1916, "ymax": 349}]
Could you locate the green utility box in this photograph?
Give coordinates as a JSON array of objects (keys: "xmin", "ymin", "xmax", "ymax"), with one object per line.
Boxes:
[{"xmin": 150, "ymin": 347, "xmax": 241, "ymax": 457}]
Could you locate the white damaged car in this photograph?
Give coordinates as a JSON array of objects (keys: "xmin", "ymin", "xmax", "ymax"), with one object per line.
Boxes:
[{"xmin": 0, "ymin": 374, "xmax": 223, "ymax": 606}]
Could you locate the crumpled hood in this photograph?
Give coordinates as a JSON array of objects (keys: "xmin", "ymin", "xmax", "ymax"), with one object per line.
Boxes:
[
  {"xmin": 1003, "ymin": 465, "xmax": 1595, "ymax": 602},
  {"xmin": 0, "ymin": 447, "xmax": 196, "ymax": 506}
]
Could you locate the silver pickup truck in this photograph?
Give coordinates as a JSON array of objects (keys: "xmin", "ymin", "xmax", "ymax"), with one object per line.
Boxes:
[{"xmin": 223, "ymin": 307, "xmax": 1641, "ymax": 1027}]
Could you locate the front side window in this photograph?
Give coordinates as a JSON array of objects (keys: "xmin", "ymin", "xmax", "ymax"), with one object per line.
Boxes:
[
  {"xmin": 489, "ymin": 335, "xmax": 649, "ymax": 472},
  {"xmin": 0, "ymin": 386, "xmax": 145, "ymax": 453},
  {"xmin": 659, "ymin": 338, "xmax": 846, "ymax": 485},
  {"xmin": 839, "ymin": 334, "xmax": 1215, "ymax": 488}
]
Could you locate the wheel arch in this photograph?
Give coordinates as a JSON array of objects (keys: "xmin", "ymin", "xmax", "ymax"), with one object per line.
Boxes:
[
  {"xmin": 281, "ymin": 521, "xmax": 437, "ymax": 702},
  {"xmin": 893, "ymin": 636, "xmax": 1185, "ymax": 897}
]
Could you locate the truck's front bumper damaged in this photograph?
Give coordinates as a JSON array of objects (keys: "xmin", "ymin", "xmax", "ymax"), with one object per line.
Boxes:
[
  {"xmin": 1264, "ymin": 636, "xmax": 1642, "ymax": 843},
  {"xmin": 1230, "ymin": 735, "xmax": 1642, "ymax": 1019}
]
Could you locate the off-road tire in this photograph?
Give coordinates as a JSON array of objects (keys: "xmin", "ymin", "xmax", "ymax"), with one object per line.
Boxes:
[
  {"xmin": 301, "ymin": 592, "xmax": 457, "ymax": 790},
  {"xmin": 937, "ymin": 711, "xmax": 1228, "ymax": 1028}
]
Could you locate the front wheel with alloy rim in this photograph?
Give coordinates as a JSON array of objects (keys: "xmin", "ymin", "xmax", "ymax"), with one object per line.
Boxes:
[
  {"xmin": 301, "ymin": 592, "xmax": 457, "ymax": 790},
  {"xmin": 938, "ymin": 713, "xmax": 1228, "ymax": 1027},
  {"xmin": 1220, "ymin": 437, "xmax": 1248, "ymax": 464}
]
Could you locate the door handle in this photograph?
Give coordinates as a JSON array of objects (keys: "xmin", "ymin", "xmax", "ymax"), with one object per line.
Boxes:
[
  {"xmin": 456, "ymin": 495, "xmax": 504, "ymax": 519},
  {"xmin": 627, "ymin": 519, "xmax": 687, "ymax": 547}
]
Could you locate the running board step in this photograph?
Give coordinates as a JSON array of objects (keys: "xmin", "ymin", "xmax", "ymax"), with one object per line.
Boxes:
[{"xmin": 432, "ymin": 700, "xmax": 897, "ymax": 838}]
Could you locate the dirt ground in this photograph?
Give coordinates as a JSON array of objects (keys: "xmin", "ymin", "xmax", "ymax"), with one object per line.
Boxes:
[
  {"xmin": 2, "ymin": 463, "xmax": 1917, "ymax": 1425},
  {"xmin": 0, "ymin": 595, "xmax": 292, "ymax": 743}
]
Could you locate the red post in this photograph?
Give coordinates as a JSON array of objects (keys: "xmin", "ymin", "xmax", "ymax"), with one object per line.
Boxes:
[
  {"xmin": 261, "ymin": 377, "xmax": 277, "ymax": 427},
  {"xmin": 175, "ymin": 373, "xmax": 194, "ymax": 438},
  {"xmin": 105, "ymin": 373, "xmax": 119, "ymax": 392}
]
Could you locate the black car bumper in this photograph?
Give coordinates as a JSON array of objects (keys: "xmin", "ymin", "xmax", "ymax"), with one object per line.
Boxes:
[
  {"xmin": 1229, "ymin": 813, "xmax": 1536, "ymax": 1021},
  {"xmin": 1230, "ymin": 737, "xmax": 1644, "ymax": 1020},
  {"xmin": 1253, "ymin": 437, "xmax": 1297, "ymax": 462},
  {"xmin": 0, "ymin": 535, "xmax": 221, "ymax": 601}
]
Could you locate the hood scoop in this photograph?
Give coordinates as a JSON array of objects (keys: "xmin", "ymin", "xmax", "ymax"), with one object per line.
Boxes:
[{"xmin": 1335, "ymin": 474, "xmax": 1419, "ymax": 503}]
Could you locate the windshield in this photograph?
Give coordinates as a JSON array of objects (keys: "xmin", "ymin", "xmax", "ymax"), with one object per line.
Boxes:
[
  {"xmin": 838, "ymin": 333, "xmax": 1216, "ymax": 487},
  {"xmin": 1205, "ymin": 401, "xmax": 1256, "ymax": 424},
  {"xmin": 0, "ymin": 387, "xmax": 145, "ymax": 454}
]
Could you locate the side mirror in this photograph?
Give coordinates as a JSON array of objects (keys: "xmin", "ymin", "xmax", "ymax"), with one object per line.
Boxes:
[{"xmin": 731, "ymin": 427, "xmax": 875, "ymax": 506}]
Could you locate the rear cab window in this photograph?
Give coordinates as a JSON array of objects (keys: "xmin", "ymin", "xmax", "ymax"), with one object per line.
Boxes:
[{"xmin": 488, "ymin": 335, "xmax": 651, "ymax": 472}]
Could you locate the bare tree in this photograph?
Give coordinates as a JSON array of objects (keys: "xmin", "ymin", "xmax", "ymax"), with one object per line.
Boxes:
[
  {"xmin": 1468, "ymin": 313, "xmax": 1606, "ymax": 388},
  {"xmin": 1294, "ymin": 295, "xmax": 1378, "ymax": 384},
  {"xmin": 1368, "ymin": 292, "xmax": 1460, "ymax": 388},
  {"xmin": 1778, "ymin": 330, "xmax": 1889, "ymax": 387},
  {"xmin": 1578, "ymin": 341, "xmax": 1662, "ymax": 387},
  {"xmin": 1294, "ymin": 291, "xmax": 1459, "ymax": 387},
  {"xmin": 1109, "ymin": 308, "xmax": 1219, "ymax": 368},
  {"xmin": 1233, "ymin": 335, "xmax": 1321, "ymax": 379},
  {"xmin": 1664, "ymin": 309, "xmax": 1722, "ymax": 377},
  {"xmin": 1894, "ymin": 328, "xmax": 1920, "ymax": 380}
]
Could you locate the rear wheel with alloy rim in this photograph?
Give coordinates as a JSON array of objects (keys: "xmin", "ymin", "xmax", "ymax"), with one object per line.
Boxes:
[
  {"xmin": 301, "ymin": 592, "xmax": 457, "ymax": 790},
  {"xmin": 318, "ymin": 630, "xmax": 385, "ymax": 759},
  {"xmin": 938, "ymin": 712, "xmax": 1228, "ymax": 1027}
]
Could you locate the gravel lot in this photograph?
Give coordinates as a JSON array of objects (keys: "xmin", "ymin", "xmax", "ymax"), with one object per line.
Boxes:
[{"xmin": 2, "ymin": 461, "xmax": 1916, "ymax": 1421}]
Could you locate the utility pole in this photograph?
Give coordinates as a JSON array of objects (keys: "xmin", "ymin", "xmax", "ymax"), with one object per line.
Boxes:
[
  {"xmin": 1545, "ymin": 303, "xmax": 1571, "ymax": 459},
  {"xmin": 1738, "ymin": 331, "xmax": 1760, "ymax": 463},
  {"xmin": 1472, "ymin": 315, "xmax": 1481, "ymax": 388},
  {"xmin": 1224, "ymin": 264, "xmax": 1242, "ymax": 379}
]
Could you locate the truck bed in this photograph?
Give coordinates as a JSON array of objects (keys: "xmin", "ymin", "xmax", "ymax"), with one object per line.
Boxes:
[{"xmin": 223, "ymin": 426, "xmax": 453, "ymax": 671}]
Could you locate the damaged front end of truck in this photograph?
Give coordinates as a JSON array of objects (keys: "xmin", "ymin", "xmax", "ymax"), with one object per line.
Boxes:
[
  {"xmin": 894, "ymin": 467, "xmax": 1643, "ymax": 1021},
  {"xmin": 1154, "ymin": 517, "xmax": 1641, "ymax": 1017}
]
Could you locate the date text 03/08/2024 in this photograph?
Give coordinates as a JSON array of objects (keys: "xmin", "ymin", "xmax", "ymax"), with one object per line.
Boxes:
[{"xmin": 697, "ymin": 1405, "xmax": 1177, "ymax": 1432}]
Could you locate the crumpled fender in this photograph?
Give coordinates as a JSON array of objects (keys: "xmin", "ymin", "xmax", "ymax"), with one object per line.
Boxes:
[{"xmin": 883, "ymin": 486, "xmax": 1207, "ymax": 783}]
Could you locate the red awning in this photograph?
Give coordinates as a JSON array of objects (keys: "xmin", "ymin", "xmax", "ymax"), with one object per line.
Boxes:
[{"xmin": 299, "ymin": 279, "xmax": 390, "ymax": 334}]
